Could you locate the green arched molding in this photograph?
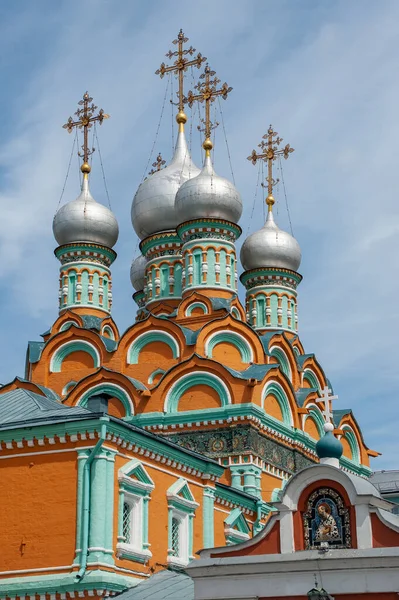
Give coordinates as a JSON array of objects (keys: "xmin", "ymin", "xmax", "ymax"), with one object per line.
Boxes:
[
  {"xmin": 342, "ymin": 426, "xmax": 360, "ymax": 464},
  {"xmin": 304, "ymin": 404, "xmax": 325, "ymax": 437},
  {"xmin": 185, "ymin": 302, "xmax": 208, "ymax": 316},
  {"xmin": 78, "ymin": 383, "xmax": 134, "ymax": 417},
  {"xmin": 62, "ymin": 380, "xmax": 77, "ymax": 395},
  {"xmin": 59, "ymin": 320, "xmax": 79, "ymax": 332},
  {"xmin": 50, "ymin": 340, "xmax": 100, "ymax": 373},
  {"xmin": 270, "ymin": 346, "xmax": 291, "ymax": 378},
  {"xmin": 205, "ymin": 331, "xmax": 253, "ymax": 364},
  {"xmin": 164, "ymin": 371, "xmax": 231, "ymax": 413},
  {"xmin": 128, "ymin": 330, "xmax": 180, "ymax": 364},
  {"xmin": 261, "ymin": 381, "xmax": 293, "ymax": 426},
  {"xmin": 102, "ymin": 325, "xmax": 115, "ymax": 340},
  {"xmin": 148, "ymin": 368, "xmax": 166, "ymax": 384},
  {"xmin": 231, "ymin": 307, "xmax": 241, "ymax": 320},
  {"xmin": 303, "ymin": 368, "xmax": 322, "ymax": 392}
]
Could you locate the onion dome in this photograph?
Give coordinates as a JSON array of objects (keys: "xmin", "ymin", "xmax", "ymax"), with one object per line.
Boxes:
[
  {"xmin": 53, "ymin": 172, "xmax": 119, "ymax": 248},
  {"xmin": 175, "ymin": 154, "xmax": 242, "ymax": 224},
  {"xmin": 130, "ymin": 254, "xmax": 147, "ymax": 291},
  {"xmin": 131, "ymin": 128, "xmax": 200, "ymax": 240},
  {"xmin": 240, "ymin": 196, "xmax": 301, "ymax": 272},
  {"xmin": 316, "ymin": 423, "xmax": 343, "ymax": 461}
]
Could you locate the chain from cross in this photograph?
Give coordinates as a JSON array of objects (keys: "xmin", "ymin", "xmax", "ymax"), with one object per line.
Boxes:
[
  {"xmin": 149, "ymin": 153, "xmax": 166, "ymax": 176},
  {"xmin": 155, "ymin": 29, "xmax": 206, "ymax": 116},
  {"xmin": 185, "ymin": 63, "xmax": 232, "ymax": 152},
  {"xmin": 247, "ymin": 125, "xmax": 294, "ymax": 209},
  {"xmin": 62, "ymin": 92, "xmax": 109, "ymax": 173},
  {"xmin": 315, "ymin": 386, "xmax": 339, "ymax": 425}
]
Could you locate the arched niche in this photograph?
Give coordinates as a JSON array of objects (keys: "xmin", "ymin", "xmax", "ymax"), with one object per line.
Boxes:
[
  {"xmin": 50, "ymin": 341, "xmax": 100, "ymax": 373},
  {"xmin": 128, "ymin": 330, "xmax": 180, "ymax": 365},
  {"xmin": 185, "ymin": 302, "xmax": 208, "ymax": 317},
  {"xmin": 164, "ymin": 371, "xmax": 231, "ymax": 413},
  {"xmin": 261, "ymin": 382, "xmax": 293, "ymax": 426},
  {"xmin": 77, "ymin": 383, "xmax": 134, "ymax": 418},
  {"xmin": 269, "ymin": 346, "xmax": 292, "ymax": 379},
  {"xmin": 205, "ymin": 331, "xmax": 253, "ymax": 366}
]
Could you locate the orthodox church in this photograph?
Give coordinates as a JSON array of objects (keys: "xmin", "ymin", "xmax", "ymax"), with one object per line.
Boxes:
[{"xmin": 0, "ymin": 30, "xmax": 391, "ymax": 600}]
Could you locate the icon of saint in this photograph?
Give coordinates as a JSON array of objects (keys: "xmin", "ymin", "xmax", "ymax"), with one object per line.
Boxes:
[{"xmin": 315, "ymin": 502, "xmax": 340, "ymax": 542}]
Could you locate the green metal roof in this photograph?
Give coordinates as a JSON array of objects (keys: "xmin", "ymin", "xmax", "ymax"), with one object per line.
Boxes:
[
  {"xmin": 27, "ymin": 341, "xmax": 45, "ymax": 364},
  {"xmin": 117, "ymin": 570, "xmax": 193, "ymax": 600},
  {"xmin": 178, "ymin": 326, "xmax": 199, "ymax": 346},
  {"xmin": 332, "ymin": 408, "xmax": 352, "ymax": 428},
  {"xmin": 295, "ymin": 387, "xmax": 318, "ymax": 407},
  {"xmin": 81, "ymin": 315, "xmax": 104, "ymax": 331},
  {"xmin": 224, "ymin": 363, "xmax": 275, "ymax": 381},
  {"xmin": 209, "ymin": 297, "xmax": 232, "ymax": 312},
  {"xmin": 0, "ymin": 388, "xmax": 91, "ymax": 428}
]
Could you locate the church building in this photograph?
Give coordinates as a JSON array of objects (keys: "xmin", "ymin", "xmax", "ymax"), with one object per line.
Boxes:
[{"xmin": 0, "ymin": 30, "xmax": 389, "ymax": 600}]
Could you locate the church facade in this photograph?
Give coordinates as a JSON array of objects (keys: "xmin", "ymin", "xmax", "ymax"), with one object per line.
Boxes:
[{"xmin": 0, "ymin": 32, "xmax": 379, "ymax": 599}]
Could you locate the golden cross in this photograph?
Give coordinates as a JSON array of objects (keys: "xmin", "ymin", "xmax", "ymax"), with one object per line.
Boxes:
[
  {"xmin": 155, "ymin": 29, "xmax": 206, "ymax": 129},
  {"xmin": 247, "ymin": 125, "xmax": 294, "ymax": 210},
  {"xmin": 185, "ymin": 64, "xmax": 232, "ymax": 154},
  {"xmin": 149, "ymin": 152, "xmax": 166, "ymax": 175},
  {"xmin": 62, "ymin": 91, "xmax": 109, "ymax": 174}
]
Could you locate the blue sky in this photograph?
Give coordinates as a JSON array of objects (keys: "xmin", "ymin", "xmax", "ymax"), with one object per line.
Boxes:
[{"xmin": 0, "ymin": 0, "xmax": 398, "ymax": 469}]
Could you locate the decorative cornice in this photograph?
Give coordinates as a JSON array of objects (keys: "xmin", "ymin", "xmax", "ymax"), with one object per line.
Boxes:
[
  {"xmin": 240, "ymin": 267, "xmax": 302, "ymax": 290},
  {"xmin": 55, "ymin": 243, "xmax": 116, "ymax": 267}
]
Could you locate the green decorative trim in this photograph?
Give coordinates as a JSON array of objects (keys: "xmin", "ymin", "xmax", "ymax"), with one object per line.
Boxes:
[
  {"xmin": 203, "ymin": 486, "xmax": 215, "ymax": 548},
  {"xmin": 240, "ymin": 267, "xmax": 302, "ymax": 288},
  {"xmin": 305, "ymin": 405, "xmax": 325, "ymax": 437},
  {"xmin": 128, "ymin": 331, "xmax": 180, "ymax": 364},
  {"xmin": 88, "ymin": 451, "xmax": 113, "ymax": 564},
  {"xmin": 224, "ymin": 507, "xmax": 250, "ymax": 545},
  {"xmin": 206, "ymin": 331, "xmax": 252, "ymax": 363},
  {"xmin": 341, "ymin": 426, "xmax": 360, "ymax": 464},
  {"xmin": 60, "ymin": 320, "xmax": 80, "ymax": 331},
  {"xmin": 270, "ymin": 347, "xmax": 291, "ymax": 378},
  {"xmin": 140, "ymin": 231, "xmax": 181, "ymax": 257},
  {"xmin": 78, "ymin": 383, "xmax": 134, "ymax": 417},
  {"xmin": 231, "ymin": 307, "xmax": 241, "ymax": 320},
  {"xmin": 50, "ymin": 340, "xmax": 100, "ymax": 372},
  {"xmin": 186, "ymin": 301, "xmax": 208, "ymax": 316},
  {"xmin": 177, "ymin": 219, "xmax": 242, "ymax": 242},
  {"xmin": 148, "ymin": 368, "xmax": 165, "ymax": 384},
  {"xmin": 215, "ymin": 483, "xmax": 258, "ymax": 513},
  {"xmin": 164, "ymin": 371, "xmax": 231, "ymax": 413},
  {"xmin": 55, "ymin": 242, "xmax": 116, "ymax": 266},
  {"xmin": 119, "ymin": 458, "xmax": 155, "ymax": 486},
  {"xmin": 262, "ymin": 381, "xmax": 293, "ymax": 426},
  {"xmin": 303, "ymin": 368, "xmax": 322, "ymax": 392},
  {"xmin": 0, "ymin": 570, "xmax": 138, "ymax": 596},
  {"xmin": 102, "ymin": 325, "xmax": 115, "ymax": 340}
]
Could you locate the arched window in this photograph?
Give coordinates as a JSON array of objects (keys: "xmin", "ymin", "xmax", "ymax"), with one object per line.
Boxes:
[
  {"xmin": 68, "ymin": 271, "xmax": 76, "ymax": 305},
  {"xmin": 164, "ymin": 371, "xmax": 231, "ymax": 413},
  {"xmin": 262, "ymin": 381, "xmax": 293, "ymax": 426},
  {"xmin": 128, "ymin": 330, "xmax": 180, "ymax": 364},
  {"xmin": 205, "ymin": 331, "xmax": 253, "ymax": 363},
  {"xmin": 50, "ymin": 341, "xmax": 100, "ymax": 373}
]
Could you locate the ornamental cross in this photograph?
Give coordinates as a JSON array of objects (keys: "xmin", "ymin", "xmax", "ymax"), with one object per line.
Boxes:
[
  {"xmin": 62, "ymin": 92, "xmax": 109, "ymax": 169},
  {"xmin": 185, "ymin": 63, "xmax": 232, "ymax": 151},
  {"xmin": 149, "ymin": 152, "xmax": 166, "ymax": 175},
  {"xmin": 247, "ymin": 125, "xmax": 294, "ymax": 206},
  {"xmin": 156, "ymin": 29, "xmax": 206, "ymax": 115},
  {"xmin": 316, "ymin": 386, "xmax": 339, "ymax": 425}
]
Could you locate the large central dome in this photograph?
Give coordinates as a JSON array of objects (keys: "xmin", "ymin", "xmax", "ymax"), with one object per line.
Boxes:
[{"xmin": 131, "ymin": 130, "xmax": 200, "ymax": 240}]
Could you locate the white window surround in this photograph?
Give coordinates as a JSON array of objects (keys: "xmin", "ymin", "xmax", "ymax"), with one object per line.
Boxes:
[
  {"xmin": 167, "ymin": 478, "xmax": 199, "ymax": 568},
  {"xmin": 224, "ymin": 526, "xmax": 250, "ymax": 545},
  {"xmin": 116, "ymin": 464, "xmax": 154, "ymax": 563}
]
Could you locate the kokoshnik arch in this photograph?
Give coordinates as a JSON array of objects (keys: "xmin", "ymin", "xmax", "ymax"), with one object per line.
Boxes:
[{"xmin": 0, "ymin": 29, "xmax": 381, "ymax": 600}]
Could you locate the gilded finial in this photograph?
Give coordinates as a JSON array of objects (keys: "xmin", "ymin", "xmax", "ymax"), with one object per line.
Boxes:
[
  {"xmin": 148, "ymin": 152, "xmax": 166, "ymax": 176},
  {"xmin": 247, "ymin": 125, "xmax": 294, "ymax": 211},
  {"xmin": 185, "ymin": 63, "xmax": 232, "ymax": 156},
  {"xmin": 155, "ymin": 30, "xmax": 206, "ymax": 132},
  {"xmin": 63, "ymin": 91, "xmax": 109, "ymax": 177}
]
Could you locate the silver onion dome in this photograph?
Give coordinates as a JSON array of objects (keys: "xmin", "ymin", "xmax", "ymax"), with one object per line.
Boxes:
[
  {"xmin": 130, "ymin": 254, "xmax": 147, "ymax": 291},
  {"xmin": 131, "ymin": 130, "xmax": 200, "ymax": 240},
  {"xmin": 53, "ymin": 176, "xmax": 119, "ymax": 248},
  {"xmin": 240, "ymin": 209, "xmax": 301, "ymax": 272},
  {"xmin": 175, "ymin": 154, "xmax": 242, "ymax": 224}
]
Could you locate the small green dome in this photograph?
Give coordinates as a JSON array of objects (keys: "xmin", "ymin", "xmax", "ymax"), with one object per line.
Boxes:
[{"xmin": 316, "ymin": 425, "xmax": 343, "ymax": 460}]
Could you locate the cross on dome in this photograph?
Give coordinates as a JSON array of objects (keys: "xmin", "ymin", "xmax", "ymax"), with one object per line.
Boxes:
[
  {"xmin": 155, "ymin": 29, "xmax": 206, "ymax": 129},
  {"xmin": 149, "ymin": 152, "xmax": 166, "ymax": 175},
  {"xmin": 185, "ymin": 63, "xmax": 232, "ymax": 155},
  {"xmin": 316, "ymin": 385, "xmax": 339, "ymax": 425},
  {"xmin": 247, "ymin": 125, "xmax": 294, "ymax": 212},
  {"xmin": 62, "ymin": 91, "xmax": 109, "ymax": 175}
]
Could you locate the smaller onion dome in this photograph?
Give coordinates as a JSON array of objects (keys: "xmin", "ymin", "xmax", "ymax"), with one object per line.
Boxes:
[
  {"xmin": 240, "ymin": 197, "xmax": 301, "ymax": 272},
  {"xmin": 316, "ymin": 422, "xmax": 343, "ymax": 460},
  {"xmin": 53, "ymin": 175, "xmax": 119, "ymax": 248},
  {"xmin": 130, "ymin": 255, "xmax": 147, "ymax": 291},
  {"xmin": 132, "ymin": 127, "xmax": 200, "ymax": 240},
  {"xmin": 175, "ymin": 154, "xmax": 242, "ymax": 225}
]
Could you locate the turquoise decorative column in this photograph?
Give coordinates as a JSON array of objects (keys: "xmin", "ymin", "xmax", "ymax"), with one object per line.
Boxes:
[
  {"xmin": 140, "ymin": 232, "xmax": 183, "ymax": 308},
  {"xmin": 177, "ymin": 220, "xmax": 241, "ymax": 298},
  {"xmin": 104, "ymin": 450, "xmax": 116, "ymax": 561},
  {"xmin": 74, "ymin": 449, "xmax": 90, "ymax": 565},
  {"xmin": 88, "ymin": 451, "xmax": 112, "ymax": 564},
  {"xmin": 243, "ymin": 465, "xmax": 262, "ymax": 498},
  {"xmin": 203, "ymin": 486, "xmax": 215, "ymax": 548},
  {"xmin": 240, "ymin": 267, "xmax": 302, "ymax": 333},
  {"xmin": 55, "ymin": 244, "xmax": 116, "ymax": 314}
]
